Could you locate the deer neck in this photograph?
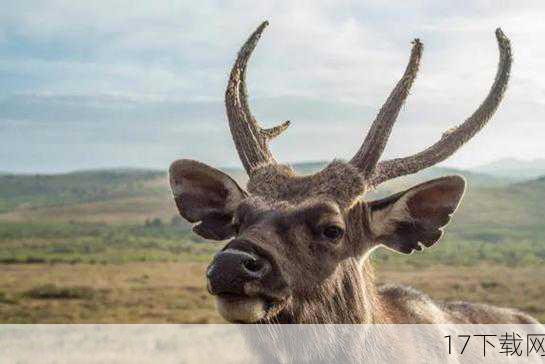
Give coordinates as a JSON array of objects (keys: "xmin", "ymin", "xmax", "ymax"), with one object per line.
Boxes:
[{"xmin": 273, "ymin": 259, "xmax": 383, "ymax": 324}]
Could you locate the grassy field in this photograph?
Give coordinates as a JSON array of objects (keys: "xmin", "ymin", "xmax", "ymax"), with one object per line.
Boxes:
[
  {"xmin": 0, "ymin": 165, "xmax": 544, "ymax": 323},
  {"xmin": 1, "ymin": 262, "xmax": 544, "ymax": 323}
]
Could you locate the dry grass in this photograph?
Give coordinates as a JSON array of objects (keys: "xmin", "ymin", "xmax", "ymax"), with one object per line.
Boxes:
[
  {"xmin": 0, "ymin": 194, "xmax": 177, "ymax": 225},
  {"xmin": 0, "ymin": 262, "xmax": 221, "ymax": 323},
  {"xmin": 0, "ymin": 262, "xmax": 543, "ymax": 323},
  {"xmin": 375, "ymin": 264, "xmax": 545, "ymax": 321}
]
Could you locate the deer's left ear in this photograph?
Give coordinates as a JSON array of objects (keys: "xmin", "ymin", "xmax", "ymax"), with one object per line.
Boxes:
[
  {"xmin": 169, "ymin": 159, "xmax": 247, "ymax": 240},
  {"xmin": 363, "ymin": 176, "xmax": 466, "ymax": 254}
]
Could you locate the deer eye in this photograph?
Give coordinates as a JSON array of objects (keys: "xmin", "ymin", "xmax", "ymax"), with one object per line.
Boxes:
[{"xmin": 322, "ymin": 225, "xmax": 344, "ymax": 241}]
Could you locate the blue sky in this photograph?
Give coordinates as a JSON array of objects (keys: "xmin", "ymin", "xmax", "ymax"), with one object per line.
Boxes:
[{"xmin": 1, "ymin": 1, "xmax": 545, "ymax": 173}]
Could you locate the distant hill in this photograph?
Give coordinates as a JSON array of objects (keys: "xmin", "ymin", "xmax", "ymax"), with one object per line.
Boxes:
[
  {"xmin": 472, "ymin": 158, "xmax": 545, "ymax": 180},
  {"xmin": 0, "ymin": 163, "xmax": 518, "ymax": 215},
  {"xmin": 515, "ymin": 175, "xmax": 545, "ymax": 188},
  {"xmin": 0, "ymin": 169, "xmax": 165, "ymax": 214},
  {"xmin": 0, "ymin": 164, "xmax": 543, "ymax": 237}
]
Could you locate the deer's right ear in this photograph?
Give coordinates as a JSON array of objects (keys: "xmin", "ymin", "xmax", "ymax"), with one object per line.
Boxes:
[
  {"xmin": 362, "ymin": 176, "xmax": 465, "ymax": 254},
  {"xmin": 169, "ymin": 159, "xmax": 247, "ymax": 240}
]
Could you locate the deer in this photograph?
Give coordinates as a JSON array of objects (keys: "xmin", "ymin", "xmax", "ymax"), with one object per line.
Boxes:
[{"xmin": 169, "ymin": 21, "xmax": 538, "ymax": 326}]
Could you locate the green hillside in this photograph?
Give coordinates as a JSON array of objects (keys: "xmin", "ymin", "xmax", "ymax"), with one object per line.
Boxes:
[
  {"xmin": 472, "ymin": 158, "xmax": 545, "ymax": 180},
  {"xmin": 0, "ymin": 169, "xmax": 165, "ymax": 213},
  {"xmin": 0, "ymin": 164, "xmax": 539, "ymax": 227},
  {"xmin": 0, "ymin": 165, "xmax": 544, "ymax": 268}
]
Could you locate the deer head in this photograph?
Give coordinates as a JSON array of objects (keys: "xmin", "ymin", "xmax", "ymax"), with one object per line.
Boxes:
[{"xmin": 169, "ymin": 22, "xmax": 511, "ymax": 323}]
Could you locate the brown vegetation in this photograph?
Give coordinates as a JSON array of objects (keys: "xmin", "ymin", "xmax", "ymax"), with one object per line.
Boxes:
[{"xmin": 0, "ymin": 262, "xmax": 543, "ymax": 323}]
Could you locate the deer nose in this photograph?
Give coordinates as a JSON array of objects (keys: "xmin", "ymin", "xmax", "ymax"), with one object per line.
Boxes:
[{"xmin": 206, "ymin": 248, "xmax": 271, "ymax": 295}]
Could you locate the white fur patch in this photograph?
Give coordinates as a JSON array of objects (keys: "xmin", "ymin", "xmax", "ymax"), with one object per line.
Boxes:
[{"xmin": 216, "ymin": 296, "xmax": 265, "ymax": 323}]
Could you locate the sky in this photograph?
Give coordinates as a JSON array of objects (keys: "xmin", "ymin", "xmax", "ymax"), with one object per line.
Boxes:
[{"xmin": 1, "ymin": 0, "xmax": 544, "ymax": 173}]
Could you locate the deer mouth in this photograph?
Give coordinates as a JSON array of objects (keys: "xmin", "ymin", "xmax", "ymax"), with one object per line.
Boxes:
[
  {"xmin": 206, "ymin": 239, "xmax": 288, "ymax": 323},
  {"xmin": 215, "ymin": 293, "xmax": 282, "ymax": 323}
]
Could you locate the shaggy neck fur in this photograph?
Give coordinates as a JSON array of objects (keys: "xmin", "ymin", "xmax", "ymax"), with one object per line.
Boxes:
[{"xmin": 268, "ymin": 259, "xmax": 381, "ymax": 324}]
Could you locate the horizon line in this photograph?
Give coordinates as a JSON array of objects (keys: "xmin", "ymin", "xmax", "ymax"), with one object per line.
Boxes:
[{"xmin": 2, "ymin": 157, "xmax": 544, "ymax": 176}]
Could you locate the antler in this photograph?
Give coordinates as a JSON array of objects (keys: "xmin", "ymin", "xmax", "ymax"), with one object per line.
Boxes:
[
  {"xmin": 225, "ymin": 21, "xmax": 290, "ymax": 175},
  {"xmin": 367, "ymin": 29, "xmax": 512, "ymax": 187},
  {"xmin": 350, "ymin": 38, "xmax": 424, "ymax": 179},
  {"xmin": 224, "ymin": 23, "xmax": 511, "ymax": 189}
]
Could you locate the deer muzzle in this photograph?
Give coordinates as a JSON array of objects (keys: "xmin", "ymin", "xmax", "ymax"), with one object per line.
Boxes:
[{"xmin": 207, "ymin": 245, "xmax": 271, "ymax": 296}]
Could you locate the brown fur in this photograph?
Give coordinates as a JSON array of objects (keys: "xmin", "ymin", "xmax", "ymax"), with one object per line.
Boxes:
[{"xmin": 248, "ymin": 161, "xmax": 367, "ymax": 209}]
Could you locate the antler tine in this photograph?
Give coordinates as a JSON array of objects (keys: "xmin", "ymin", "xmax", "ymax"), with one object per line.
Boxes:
[
  {"xmin": 369, "ymin": 28, "xmax": 512, "ymax": 187},
  {"xmin": 350, "ymin": 38, "xmax": 423, "ymax": 178},
  {"xmin": 225, "ymin": 21, "xmax": 290, "ymax": 175}
]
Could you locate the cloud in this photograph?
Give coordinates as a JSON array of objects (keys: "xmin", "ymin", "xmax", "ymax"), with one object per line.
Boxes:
[{"xmin": 1, "ymin": 1, "xmax": 545, "ymax": 172}]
